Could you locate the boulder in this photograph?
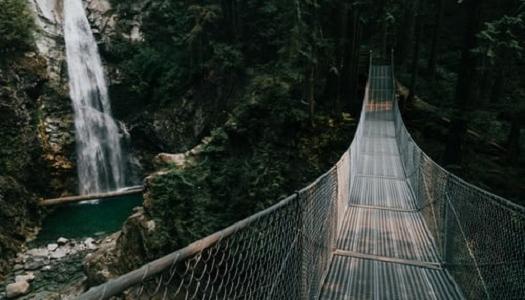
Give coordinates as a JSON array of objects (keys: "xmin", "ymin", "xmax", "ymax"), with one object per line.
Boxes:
[
  {"xmin": 14, "ymin": 254, "xmax": 25, "ymax": 264},
  {"xmin": 47, "ymin": 243, "xmax": 58, "ymax": 251},
  {"xmin": 83, "ymin": 233, "xmax": 121, "ymax": 285},
  {"xmin": 57, "ymin": 237, "xmax": 69, "ymax": 245},
  {"xmin": 84, "ymin": 237, "xmax": 98, "ymax": 250},
  {"xmin": 24, "ymin": 257, "xmax": 48, "ymax": 270},
  {"xmin": 26, "ymin": 248, "xmax": 48, "ymax": 258},
  {"xmin": 42, "ymin": 265, "xmax": 52, "ymax": 271},
  {"xmin": 15, "ymin": 272, "xmax": 35, "ymax": 282},
  {"xmin": 50, "ymin": 248, "xmax": 68, "ymax": 259},
  {"xmin": 154, "ymin": 153, "xmax": 187, "ymax": 168},
  {"xmin": 153, "ymin": 138, "xmax": 210, "ymax": 169},
  {"xmin": 6, "ymin": 280, "xmax": 30, "ymax": 298}
]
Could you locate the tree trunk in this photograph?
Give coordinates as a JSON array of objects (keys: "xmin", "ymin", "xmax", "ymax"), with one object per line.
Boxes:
[
  {"xmin": 396, "ymin": 0, "xmax": 416, "ymax": 67},
  {"xmin": 443, "ymin": 0, "xmax": 483, "ymax": 166},
  {"xmin": 354, "ymin": 17, "xmax": 362, "ymax": 88},
  {"xmin": 427, "ymin": 0, "xmax": 444, "ymax": 77},
  {"xmin": 221, "ymin": 0, "xmax": 241, "ymax": 41},
  {"xmin": 407, "ymin": 11, "xmax": 422, "ymax": 105},
  {"xmin": 233, "ymin": 0, "xmax": 242, "ymax": 40},
  {"xmin": 308, "ymin": 64, "xmax": 316, "ymax": 126},
  {"xmin": 335, "ymin": 4, "xmax": 350, "ymax": 116},
  {"xmin": 477, "ymin": 63, "xmax": 491, "ymax": 106},
  {"xmin": 490, "ymin": 68, "xmax": 504, "ymax": 104},
  {"xmin": 221, "ymin": 0, "xmax": 233, "ymax": 38},
  {"xmin": 351, "ymin": 14, "xmax": 363, "ymax": 114},
  {"xmin": 444, "ymin": 118, "xmax": 468, "ymax": 167},
  {"xmin": 345, "ymin": 9, "xmax": 358, "ymax": 115},
  {"xmin": 507, "ymin": 113, "xmax": 521, "ymax": 161},
  {"xmin": 382, "ymin": 14, "xmax": 388, "ymax": 58}
]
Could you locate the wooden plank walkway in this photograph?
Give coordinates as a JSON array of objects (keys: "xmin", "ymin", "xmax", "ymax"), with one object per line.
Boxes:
[{"xmin": 320, "ymin": 66, "xmax": 463, "ymax": 299}]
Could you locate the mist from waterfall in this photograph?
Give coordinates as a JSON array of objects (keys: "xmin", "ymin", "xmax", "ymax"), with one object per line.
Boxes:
[{"xmin": 64, "ymin": 0, "xmax": 125, "ymax": 195}]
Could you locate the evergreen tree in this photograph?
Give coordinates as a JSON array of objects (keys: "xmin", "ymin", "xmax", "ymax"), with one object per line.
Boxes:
[
  {"xmin": 0, "ymin": 0, "xmax": 35, "ymax": 58},
  {"xmin": 443, "ymin": 0, "xmax": 485, "ymax": 166}
]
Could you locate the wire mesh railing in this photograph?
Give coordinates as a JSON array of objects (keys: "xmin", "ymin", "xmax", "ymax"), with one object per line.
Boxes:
[{"xmin": 391, "ymin": 57, "xmax": 525, "ymax": 299}]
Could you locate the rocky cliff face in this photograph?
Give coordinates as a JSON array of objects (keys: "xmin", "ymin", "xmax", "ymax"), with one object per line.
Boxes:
[
  {"xmin": 28, "ymin": 0, "xmax": 76, "ymax": 194},
  {"xmin": 29, "ymin": 0, "xmax": 65, "ymax": 83},
  {"xmin": 0, "ymin": 54, "xmax": 63, "ymax": 277},
  {"xmin": 84, "ymin": 0, "xmax": 144, "ymax": 44}
]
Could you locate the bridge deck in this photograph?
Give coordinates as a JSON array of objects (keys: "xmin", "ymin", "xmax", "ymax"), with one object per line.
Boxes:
[{"xmin": 320, "ymin": 66, "xmax": 463, "ymax": 299}]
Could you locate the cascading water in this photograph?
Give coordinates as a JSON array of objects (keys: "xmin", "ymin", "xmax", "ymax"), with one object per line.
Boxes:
[{"xmin": 64, "ymin": 0, "xmax": 125, "ymax": 194}]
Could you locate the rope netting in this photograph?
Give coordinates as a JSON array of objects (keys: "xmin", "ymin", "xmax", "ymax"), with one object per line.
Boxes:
[{"xmin": 77, "ymin": 52, "xmax": 524, "ymax": 299}]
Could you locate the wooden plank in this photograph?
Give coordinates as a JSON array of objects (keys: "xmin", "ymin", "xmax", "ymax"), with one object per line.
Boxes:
[
  {"xmin": 39, "ymin": 186, "xmax": 144, "ymax": 207},
  {"xmin": 347, "ymin": 203, "xmax": 418, "ymax": 213},
  {"xmin": 334, "ymin": 249, "xmax": 443, "ymax": 270},
  {"xmin": 356, "ymin": 174, "xmax": 406, "ymax": 181}
]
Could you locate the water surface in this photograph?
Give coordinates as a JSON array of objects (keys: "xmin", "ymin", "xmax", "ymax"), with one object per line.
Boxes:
[{"xmin": 35, "ymin": 194, "xmax": 142, "ymax": 245}]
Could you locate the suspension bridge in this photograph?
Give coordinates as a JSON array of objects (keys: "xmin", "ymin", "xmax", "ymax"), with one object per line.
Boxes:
[{"xmin": 77, "ymin": 54, "xmax": 525, "ymax": 299}]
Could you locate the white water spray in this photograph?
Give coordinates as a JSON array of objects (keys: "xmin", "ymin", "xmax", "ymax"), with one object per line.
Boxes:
[{"xmin": 64, "ymin": 0, "xmax": 125, "ymax": 194}]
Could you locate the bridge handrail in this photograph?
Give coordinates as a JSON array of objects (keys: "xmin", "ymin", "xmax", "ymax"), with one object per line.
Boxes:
[
  {"xmin": 391, "ymin": 59, "xmax": 525, "ymax": 299},
  {"xmin": 392, "ymin": 94, "xmax": 524, "ymax": 214},
  {"xmin": 77, "ymin": 193, "xmax": 297, "ymax": 299}
]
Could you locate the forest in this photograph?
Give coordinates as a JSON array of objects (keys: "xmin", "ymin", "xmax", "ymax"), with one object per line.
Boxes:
[
  {"xmin": 108, "ymin": 0, "xmax": 525, "ymax": 205},
  {"xmin": 0, "ymin": 0, "xmax": 524, "ymax": 298}
]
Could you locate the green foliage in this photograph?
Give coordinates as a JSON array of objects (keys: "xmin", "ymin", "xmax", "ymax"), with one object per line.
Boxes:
[
  {"xmin": 210, "ymin": 43, "xmax": 243, "ymax": 72},
  {"xmin": 145, "ymin": 72, "xmax": 354, "ymax": 248},
  {"xmin": 476, "ymin": 14, "xmax": 525, "ymax": 65},
  {"xmin": 0, "ymin": 0, "xmax": 35, "ymax": 58},
  {"xmin": 473, "ymin": 3, "xmax": 525, "ymax": 112},
  {"xmin": 107, "ymin": 2, "xmax": 247, "ymax": 108},
  {"xmin": 107, "ymin": 0, "xmax": 347, "ymax": 109}
]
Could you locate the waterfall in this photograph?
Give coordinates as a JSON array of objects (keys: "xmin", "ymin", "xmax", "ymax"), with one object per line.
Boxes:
[{"xmin": 64, "ymin": 0, "xmax": 126, "ymax": 195}]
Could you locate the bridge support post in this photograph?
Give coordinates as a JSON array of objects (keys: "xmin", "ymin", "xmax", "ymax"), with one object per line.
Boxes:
[
  {"xmin": 296, "ymin": 191, "xmax": 308, "ymax": 300},
  {"xmin": 442, "ymin": 177, "xmax": 451, "ymax": 264}
]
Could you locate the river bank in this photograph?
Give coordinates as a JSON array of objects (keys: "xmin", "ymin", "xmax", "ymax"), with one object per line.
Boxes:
[
  {"xmin": 0, "ymin": 236, "xmax": 106, "ymax": 299},
  {"xmin": 0, "ymin": 193, "xmax": 142, "ymax": 299}
]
